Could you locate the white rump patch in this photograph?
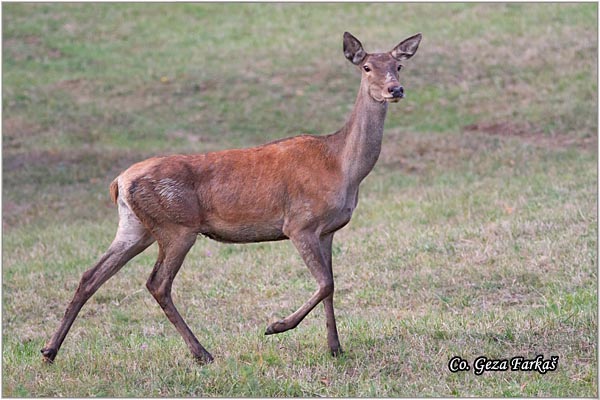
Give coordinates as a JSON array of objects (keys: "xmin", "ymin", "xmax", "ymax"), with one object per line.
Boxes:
[{"xmin": 115, "ymin": 182, "xmax": 149, "ymax": 246}]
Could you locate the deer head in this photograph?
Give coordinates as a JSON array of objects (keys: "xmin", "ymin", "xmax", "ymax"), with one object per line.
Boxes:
[{"xmin": 343, "ymin": 32, "xmax": 422, "ymax": 103}]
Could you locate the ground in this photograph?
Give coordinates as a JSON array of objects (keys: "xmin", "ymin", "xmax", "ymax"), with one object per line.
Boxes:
[{"xmin": 2, "ymin": 3, "xmax": 597, "ymax": 397}]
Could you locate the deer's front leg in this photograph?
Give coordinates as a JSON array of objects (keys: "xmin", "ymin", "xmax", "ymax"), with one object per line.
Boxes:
[
  {"xmin": 319, "ymin": 233, "xmax": 342, "ymax": 356},
  {"xmin": 265, "ymin": 230, "xmax": 334, "ymax": 336}
]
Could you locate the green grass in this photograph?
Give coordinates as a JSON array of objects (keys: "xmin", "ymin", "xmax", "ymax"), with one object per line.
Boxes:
[{"xmin": 3, "ymin": 3, "xmax": 597, "ymax": 397}]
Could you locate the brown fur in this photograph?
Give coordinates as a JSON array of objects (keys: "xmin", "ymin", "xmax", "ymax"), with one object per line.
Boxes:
[
  {"xmin": 41, "ymin": 32, "xmax": 422, "ymax": 365},
  {"xmin": 109, "ymin": 178, "xmax": 119, "ymax": 205},
  {"xmin": 118, "ymin": 134, "xmax": 344, "ymax": 243}
]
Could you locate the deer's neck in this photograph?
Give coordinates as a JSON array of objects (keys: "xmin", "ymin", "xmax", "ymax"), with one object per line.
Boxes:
[{"xmin": 336, "ymin": 78, "xmax": 388, "ymax": 185}]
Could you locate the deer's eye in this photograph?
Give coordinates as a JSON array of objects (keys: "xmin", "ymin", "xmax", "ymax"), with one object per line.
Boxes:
[
  {"xmin": 397, "ymin": 65, "xmax": 403, "ymax": 72},
  {"xmin": 363, "ymin": 65, "xmax": 371, "ymax": 72}
]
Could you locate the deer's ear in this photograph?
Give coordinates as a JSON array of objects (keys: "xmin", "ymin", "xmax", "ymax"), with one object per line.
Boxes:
[
  {"xmin": 343, "ymin": 32, "xmax": 367, "ymax": 65},
  {"xmin": 390, "ymin": 33, "xmax": 422, "ymax": 61}
]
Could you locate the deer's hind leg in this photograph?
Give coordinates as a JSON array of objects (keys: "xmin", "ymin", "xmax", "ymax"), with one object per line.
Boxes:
[
  {"xmin": 145, "ymin": 227, "xmax": 214, "ymax": 364},
  {"xmin": 41, "ymin": 196, "xmax": 155, "ymax": 363}
]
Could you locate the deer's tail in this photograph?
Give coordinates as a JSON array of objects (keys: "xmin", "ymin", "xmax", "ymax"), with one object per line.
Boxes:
[{"xmin": 109, "ymin": 178, "xmax": 119, "ymax": 205}]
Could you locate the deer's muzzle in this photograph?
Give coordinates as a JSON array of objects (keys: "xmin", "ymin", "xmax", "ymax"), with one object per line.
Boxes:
[{"xmin": 383, "ymin": 84, "xmax": 404, "ymax": 102}]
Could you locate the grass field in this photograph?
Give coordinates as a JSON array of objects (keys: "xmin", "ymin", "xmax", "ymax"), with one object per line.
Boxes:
[{"xmin": 2, "ymin": 3, "xmax": 597, "ymax": 397}]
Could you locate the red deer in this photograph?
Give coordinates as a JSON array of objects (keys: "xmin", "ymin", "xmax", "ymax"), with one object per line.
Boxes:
[{"xmin": 42, "ymin": 32, "xmax": 422, "ymax": 364}]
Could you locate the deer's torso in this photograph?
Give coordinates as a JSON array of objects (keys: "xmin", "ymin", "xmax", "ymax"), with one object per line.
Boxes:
[{"xmin": 119, "ymin": 134, "xmax": 361, "ymax": 243}]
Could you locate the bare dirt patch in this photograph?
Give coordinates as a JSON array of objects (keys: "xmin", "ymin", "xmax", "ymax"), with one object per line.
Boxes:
[
  {"xmin": 49, "ymin": 78, "xmax": 91, "ymax": 92},
  {"xmin": 464, "ymin": 121, "xmax": 537, "ymax": 137},
  {"xmin": 46, "ymin": 78, "xmax": 99, "ymax": 105},
  {"xmin": 464, "ymin": 120, "xmax": 597, "ymax": 150},
  {"xmin": 4, "ymin": 35, "xmax": 63, "ymax": 62},
  {"xmin": 3, "ymin": 147, "xmax": 146, "ymax": 178},
  {"xmin": 379, "ymin": 130, "xmax": 488, "ymax": 174},
  {"xmin": 3, "ymin": 116, "xmax": 42, "ymax": 150}
]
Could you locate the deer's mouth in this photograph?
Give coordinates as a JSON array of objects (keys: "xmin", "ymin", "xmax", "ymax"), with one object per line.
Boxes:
[
  {"xmin": 372, "ymin": 89, "xmax": 404, "ymax": 103},
  {"xmin": 383, "ymin": 94, "xmax": 403, "ymax": 103}
]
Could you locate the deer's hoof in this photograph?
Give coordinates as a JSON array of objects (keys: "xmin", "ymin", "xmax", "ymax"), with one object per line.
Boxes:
[
  {"xmin": 41, "ymin": 347, "xmax": 57, "ymax": 364},
  {"xmin": 265, "ymin": 320, "xmax": 286, "ymax": 335},
  {"xmin": 330, "ymin": 346, "xmax": 344, "ymax": 357},
  {"xmin": 194, "ymin": 352, "xmax": 214, "ymax": 365}
]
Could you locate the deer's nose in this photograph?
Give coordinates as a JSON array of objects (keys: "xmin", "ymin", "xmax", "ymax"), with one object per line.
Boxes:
[{"xmin": 388, "ymin": 85, "xmax": 404, "ymax": 98}]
